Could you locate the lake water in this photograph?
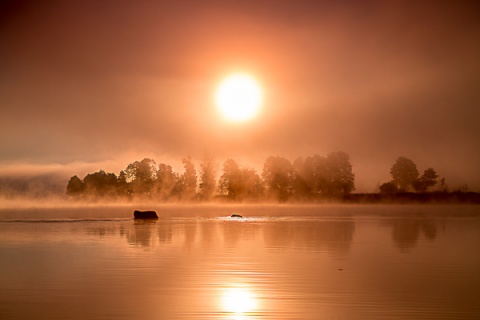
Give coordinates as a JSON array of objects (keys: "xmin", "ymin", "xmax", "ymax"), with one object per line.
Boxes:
[{"xmin": 1, "ymin": 204, "xmax": 479, "ymax": 320}]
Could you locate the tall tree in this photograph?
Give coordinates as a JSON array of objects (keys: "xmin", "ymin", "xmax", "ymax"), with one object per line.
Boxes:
[
  {"xmin": 390, "ymin": 156, "xmax": 419, "ymax": 191},
  {"xmin": 218, "ymin": 159, "xmax": 242, "ymax": 199},
  {"xmin": 124, "ymin": 158, "xmax": 157, "ymax": 196},
  {"xmin": 310, "ymin": 154, "xmax": 329, "ymax": 194},
  {"xmin": 325, "ymin": 151, "xmax": 355, "ymax": 194},
  {"xmin": 155, "ymin": 163, "xmax": 177, "ymax": 200},
  {"xmin": 240, "ymin": 167, "xmax": 263, "ymax": 200},
  {"xmin": 199, "ymin": 154, "xmax": 218, "ymax": 200},
  {"xmin": 182, "ymin": 156, "xmax": 197, "ymax": 200},
  {"xmin": 262, "ymin": 156, "xmax": 294, "ymax": 201},
  {"xmin": 218, "ymin": 159, "xmax": 263, "ymax": 201},
  {"xmin": 292, "ymin": 157, "xmax": 312, "ymax": 199},
  {"xmin": 117, "ymin": 170, "xmax": 130, "ymax": 197}
]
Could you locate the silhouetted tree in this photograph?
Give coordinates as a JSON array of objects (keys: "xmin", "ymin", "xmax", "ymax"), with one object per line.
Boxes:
[
  {"xmin": 170, "ymin": 173, "xmax": 185, "ymax": 199},
  {"xmin": 412, "ymin": 168, "xmax": 438, "ymax": 192},
  {"xmin": 124, "ymin": 158, "xmax": 157, "ymax": 196},
  {"xmin": 325, "ymin": 151, "xmax": 355, "ymax": 194},
  {"xmin": 288, "ymin": 152, "xmax": 355, "ymax": 198},
  {"xmin": 292, "ymin": 157, "xmax": 313, "ymax": 199},
  {"xmin": 181, "ymin": 156, "xmax": 197, "ymax": 200},
  {"xmin": 390, "ymin": 156, "xmax": 419, "ymax": 191},
  {"xmin": 379, "ymin": 181, "xmax": 398, "ymax": 194},
  {"xmin": 310, "ymin": 154, "xmax": 329, "ymax": 194},
  {"xmin": 116, "ymin": 170, "xmax": 130, "ymax": 197},
  {"xmin": 154, "ymin": 163, "xmax": 177, "ymax": 200},
  {"xmin": 218, "ymin": 159, "xmax": 242, "ymax": 199},
  {"xmin": 262, "ymin": 156, "xmax": 294, "ymax": 201},
  {"xmin": 241, "ymin": 167, "xmax": 264, "ymax": 200},
  {"xmin": 66, "ymin": 175, "xmax": 84, "ymax": 197},
  {"xmin": 218, "ymin": 159, "xmax": 263, "ymax": 201},
  {"xmin": 199, "ymin": 154, "xmax": 218, "ymax": 200},
  {"xmin": 83, "ymin": 170, "xmax": 118, "ymax": 197}
]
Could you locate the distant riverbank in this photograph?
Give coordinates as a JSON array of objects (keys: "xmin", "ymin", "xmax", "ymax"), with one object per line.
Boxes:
[{"xmin": 340, "ymin": 192, "xmax": 480, "ymax": 204}]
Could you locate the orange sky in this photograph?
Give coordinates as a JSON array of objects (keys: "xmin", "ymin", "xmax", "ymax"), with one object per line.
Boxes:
[{"xmin": 1, "ymin": 0, "xmax": 480, "ymax": 192}]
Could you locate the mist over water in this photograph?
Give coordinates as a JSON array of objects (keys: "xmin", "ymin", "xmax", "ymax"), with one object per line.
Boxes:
[{"xmin": 1, "ymin": 204, "xmax": 479, "ymax": 319}]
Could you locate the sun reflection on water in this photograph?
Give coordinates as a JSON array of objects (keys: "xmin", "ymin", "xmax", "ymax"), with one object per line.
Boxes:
[{"xmin": 221, "ymin": 286, "xmax": 257, "ymax": 318}]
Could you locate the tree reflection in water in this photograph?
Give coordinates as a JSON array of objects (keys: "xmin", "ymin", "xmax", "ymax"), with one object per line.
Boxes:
[
  {"xmin": 122, "ymin": 217, "xmax": 356, "ymax": 257},
  {"xmin": 389, "ymin": 217, "xmax": 438, "ymax": 252},
  {"xmin": 262, "ymin": 219, "xmax": 355, "ymax": 256},
  {"xmin": 127, "ymin": 220, "xmax": 158, "ymax": 247}
]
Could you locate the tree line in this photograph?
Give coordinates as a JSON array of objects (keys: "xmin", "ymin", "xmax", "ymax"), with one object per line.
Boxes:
[
  {"xmin": 66, "ymin": 151, "xmax": 356, "ymax": 202},
  {"xmin": 66, "ymin": 153, "xmax": 453, "ymax": 202}
]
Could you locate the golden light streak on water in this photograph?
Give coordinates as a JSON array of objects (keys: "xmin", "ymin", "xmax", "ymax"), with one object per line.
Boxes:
[{"xmin": 221, "ymin": 286, "xmax": 258, "ymax": 318}]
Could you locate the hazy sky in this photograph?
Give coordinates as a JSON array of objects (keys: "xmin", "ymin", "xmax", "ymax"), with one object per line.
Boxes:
[{"xmin": 1, "ymin": 0, "xmax": 479, "ymax": 192}]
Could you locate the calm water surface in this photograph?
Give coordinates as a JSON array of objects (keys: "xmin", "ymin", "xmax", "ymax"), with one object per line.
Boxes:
[{"xmin": 1, "ymin": 205, "xmax": 479, "ymax": 319}]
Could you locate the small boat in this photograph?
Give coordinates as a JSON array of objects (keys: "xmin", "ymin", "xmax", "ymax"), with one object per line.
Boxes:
[
  {"xmin": 134, "ymin": 210, "xmax": 158, "ymax": 219},
  {"xmin": 230, "ymin": 213, "xmax": 243, "ymax": 218}
]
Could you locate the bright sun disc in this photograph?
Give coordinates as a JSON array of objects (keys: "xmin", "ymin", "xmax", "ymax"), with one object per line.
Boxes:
[{"xmin": 216, "ymin": 74, "xmax": 262, "ymax": 122}]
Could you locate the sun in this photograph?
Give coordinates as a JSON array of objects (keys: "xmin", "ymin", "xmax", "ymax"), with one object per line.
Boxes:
[{"xmin": 215, "ymin": 74, "xmax": 262, "ymax": 122}]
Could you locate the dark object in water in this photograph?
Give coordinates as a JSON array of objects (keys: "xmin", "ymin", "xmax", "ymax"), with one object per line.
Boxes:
[
  {"xmin": 134, "ymin": 210, "xmax": 158, "ymax": 219},
  {"xmin": 230, "ymin": 213, "xmax": 243, "ymax": 218}
]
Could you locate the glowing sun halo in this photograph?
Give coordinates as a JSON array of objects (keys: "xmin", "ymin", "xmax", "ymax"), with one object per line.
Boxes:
[{"xmin": 216, "ymin": 74, "xmax": 262, "ymax": 122}]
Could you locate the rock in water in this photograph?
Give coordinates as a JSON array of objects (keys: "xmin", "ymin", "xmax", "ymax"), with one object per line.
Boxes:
[
  {"xmin": 134, "ymin": 210, "xmax": 158, "ymax": 219},
  {"xmin": 230, "ymin": 213, "xmax": 243, "ymax": 218}
]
